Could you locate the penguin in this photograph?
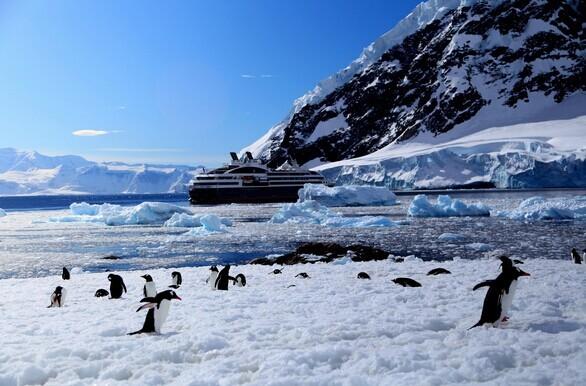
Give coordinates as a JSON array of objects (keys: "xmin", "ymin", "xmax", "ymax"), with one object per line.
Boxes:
[
  {"xmin": 571, "ymin": 248, "xmax": 582, "ymax": 264},
  {"xmin": 128, "ymin": 290, "xmax": 182, "ymax": 335},
  {"xmin": 394, "ymin": 258, "xmax": 405, "ymax": 263},
  {"xmin": 169, "ymin": 271, "xmax": 182, "ymax": 289},
  {"xmin": 392, "ymin": 277, "xmax": 422, "ymax": 287},
  {"xmin": 215, "ymin": 265, "xmax": 236, "ymax": 291},
  {"xmin": 357, "ymin": 272, "xmax": 371, "ymax": 280},
  {"xmin": 107, "ymin": 274, "xmax": 127, "ymax": 299},
  {"xmin": 583, "ymin": 249, "xmax": 586, "ymax": 264},
  {"xmin": 270, "ymin": 268, "xmax": 283, "ymax": 275},
  {"xmin": 206, "ymin": 266, "xmax": 219, "ymax": 290},
  {"xmin": 141, "ymin": 274, "xmax": 157, "ymax": 298},
  {"xmin": 48, "ymin": 286, "xmax": 66, "ymax": 308},
  {"xmin": 427, "ymin": 268, "xmax": 451, "ymax": 276},
  {"xmin": 62, "ymin": 267, "xmax": 70, "ymax": 280},
  {"xmin": 94, "ymin": 289, "xmax": 109, "ymax": 297},
  {"xmin": 234, "ymin": 273, "xmax": 246, "ymax": 287},
  {"xmin": 295, "ymin": 272, "xmax": 310, "ymax": 279},
  {"xmin": 470, "ymin": 257, "xmax": 530, "ymax": 329}
]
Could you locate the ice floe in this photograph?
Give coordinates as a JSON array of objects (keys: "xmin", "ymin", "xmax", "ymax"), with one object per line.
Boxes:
[
  {"xmin": 163, "ymin": 212, "xmax": 233, "ymax": 228},
  {"xmin": 270, "ymin": 200, "xmax": 397, "ymax": 228},
  {"xmin": 497, "ymin": 195, "xmax": 586, "ymax": 220},
  {"xmin": 438, "ymin": 232, "xmax": 467, "ymax": 242},
  {"xmin": 298, "ymin": 183, "xmax": 398, "ymax": 206},
  {"xmin": 408, "ymin": 194, "xmax": 491, "ymax": 217}
]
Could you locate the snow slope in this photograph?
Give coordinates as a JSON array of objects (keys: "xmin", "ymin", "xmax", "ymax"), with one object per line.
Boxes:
[
  {"xmin": 0, "ymin": 148, "xmax": 202, "ymax": 195},
  {"xmin": 315, "ymin": 116, "xmax": 586, "ymax": 189},
  {"xmin": 1, "ymin": 258, "xmax": 585, "ymax": 385}
]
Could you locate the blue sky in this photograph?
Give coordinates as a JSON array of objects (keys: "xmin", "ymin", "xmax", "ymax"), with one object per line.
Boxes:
[{"xmin": 0, "ymin": 0, "xmax": 421, "ymax": 166}]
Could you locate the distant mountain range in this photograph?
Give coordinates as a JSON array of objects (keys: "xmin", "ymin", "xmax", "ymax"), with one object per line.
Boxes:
[
  {"xmin": 243, "ymin": 0, "xmax": 585, "ymax": 189},
  {"xmin": 0, "ymin": 148, "xmax": 201, "ymax": 195}
]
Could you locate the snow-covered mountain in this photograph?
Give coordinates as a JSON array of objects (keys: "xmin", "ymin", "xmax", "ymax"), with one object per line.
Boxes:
[
  {"xmin": 243, "ymin": 0, "xmax": 585, "ymax": 188},
  {"xmin": 0, "ymin": 148, "xmax": 202, "ymax": 195}
]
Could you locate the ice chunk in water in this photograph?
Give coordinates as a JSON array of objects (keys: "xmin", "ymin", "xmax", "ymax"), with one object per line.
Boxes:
[
  {"xmin": 408, "ymin": 195, "xmax": 490, "ymax": 217},
  {"xmin": 298, "ymin": 184, "xmax": 398, "ymax": 206}
]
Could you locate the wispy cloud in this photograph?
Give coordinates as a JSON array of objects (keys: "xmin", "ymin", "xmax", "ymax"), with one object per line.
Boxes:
[
  {"xmin": 241, "ymin": 74, "xmax": 275, "ymax": 79},
  {"xmin": 72, "ymin": 130, "xmax": 110, "ymax": 137},
  {"xmin": 96, "ymin": 148, "xmax": 186, "ymax": 153},
  {"xmin": 115, "ymin": 106, "xmax": 127, "ymax": 111},
  {"xmin": 260, "ymin": 74, "xmax": 274, "ymax": 78},
  {"xmin": 240, "ymin": 74, "xmax": 256, "ymax": 78}
]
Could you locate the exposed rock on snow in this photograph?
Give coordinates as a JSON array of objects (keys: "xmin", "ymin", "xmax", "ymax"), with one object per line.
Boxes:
[
  {"xmin": 497, "ymin": 195, "xmax": 586, "ymax": 220},
  {"xmin": 298, "ymin": 183, "xmax": 397, "ymax": 206},
  {"xmin": 408, "ymin": 194, "xmax": 490, "ymax": 217},
  {"xmin": 270, "ymin": 200, "xmax": 397, "ymax": 228}
]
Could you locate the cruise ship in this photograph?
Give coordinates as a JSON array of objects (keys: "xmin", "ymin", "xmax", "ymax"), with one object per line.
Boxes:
[{"xmin": 189, "ymin": 152, "xmax": 328, "ymax": 204}]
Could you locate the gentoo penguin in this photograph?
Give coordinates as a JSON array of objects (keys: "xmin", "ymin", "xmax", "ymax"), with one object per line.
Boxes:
[
  {"xmin": 128, "ymin": 290, "xmax": 182, "ymax": 335},
  {"xmin": 270, "ymin": 268, "xmax": 283, "ymax": 275},
  {"xmin": 470, "ymin": 257, "xmax": 530, "ymax": 329},
  {"xmin": 215, "ymin": 265, "xmax": 235, "ymax": 291},
  {"xmin": 141, "ymin": 274, "xmax": 157, "ymax": 298},
  {"xmin": 107, "ymin": 274, "xmax": 127, "ymax": 299},
  {"xmin": 48, "ymin": 286, "xmax": 66, "ymax": 308},
  {"xmin": 62, "ymin": 267, "xmax": 70, "ymax": 280},
  {"xmin": 394, "ymin": 258, "xmax": 405, "ymax": 263},
  {"xmin": 295, "ymin": 272, "xmax": 310, "ymax": 279},
  {"xmin": 571, "ymin": 248, "xmax": 582, "ymax": 264},
  {"xmin": 94, "ymin": 289, "xmax": 109, "ymax": 297},
  {"xmin": 234, "ymin": 273, "xmax": 246, "ymax": 287},
  {"xmin": 206, "ymin": 266, "xmax": 219, "ymax": 290},
  {"xmin": 169, "ymin": 271, "xmax": 182, "ymax": 289},
  {"xmin": 427, "ymin": 268, "xmax": 451, "ymax": 276},
  {"xmin": 392, "ymin": 277, "xmax": 422, "ymax": 287},
  {"xmin": 583, "ymin": 249, "xmax": 586, "ymax": 264},
  {"xmin": 357, "ymin": 272, "xmax": 371, "ymax": 279}
]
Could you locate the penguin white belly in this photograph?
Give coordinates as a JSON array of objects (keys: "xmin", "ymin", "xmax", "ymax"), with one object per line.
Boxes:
[
  {"xmin": 154, "ymin": 300, "xmax": 171, "ymax": 333},
  {"xmin": 208, "ymin": 272, "xmax": 218, "ymax": 290},
  {"xmin": 61, "ymin": 288, "xmax": 67, "ymax": 306},
  {"xmin": 500, "ymin": 280, "xmax": 518, "ymax": 319},
  {"xmin": 144, "ymin": 282, "xmax": 157, "ymax": 297}
]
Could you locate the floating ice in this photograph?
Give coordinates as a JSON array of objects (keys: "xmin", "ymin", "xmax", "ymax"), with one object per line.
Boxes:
[
  {"xmin": 408, "ymin": 195, "xmax": 490, "ymax": 217},
  {"xmin": 0, "ymin": 208, "xmax": 6, "ymax": 217},
  {"xmin": 163, "ymin": 212, "xmax": 233, "ymax": 228},
  {"xmin": 497, "ymin": 196, "xmax": 586, "ymax": 220},
  {"xmin": 270, "ymin": 200, "xmax": 397, "ymax": 228},
  {"xmin": 438, "ymin": 233, "xmax": 467, "ymax": 242},
  {"xmin": 466, "ymin": 242, "xmax": 492, "ymax": 252},
  {"xmin": 298, "ymin": 183, "xmax": 398, "ymax": 206}
]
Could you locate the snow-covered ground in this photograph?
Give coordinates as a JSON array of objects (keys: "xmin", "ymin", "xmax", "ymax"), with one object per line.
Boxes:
[{"xmin": 1, "ymin": 258, "xmax": 585, "ymax": 385}]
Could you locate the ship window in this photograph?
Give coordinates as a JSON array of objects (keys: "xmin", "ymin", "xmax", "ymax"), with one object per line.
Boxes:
[{"xmin": 229, "ymin": 167, "xmax": 265, "ymax": 174}]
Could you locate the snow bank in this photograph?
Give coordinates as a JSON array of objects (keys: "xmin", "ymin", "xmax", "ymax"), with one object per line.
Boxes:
[
  {"xmin": 1, "ymin": 258, "xmax": 585, "ymax": 385},
  {"xmin": 49, "ymin": 201, "xmax": 192, "ymax": 225},
  {"xmin": 0, "ymin": 208, "xmax": 6, "ymax": 217},
  {"xmin": 163, "ymin": 212, "xmax": 233, "ymax": 228},
  {"xmin": 408, "ymin": 195, "xmax": 491, "ymax": 217},
  {"xmin": 270, "ymin": 200, "xmax": 397, "ymax": 228},
  {"xmin": 497, "ymin": 195, "xmax": 586, "ymax": 220},
  {"xmin": 298, "ymin": 183, "xmax": 397, "ymax": 206}
]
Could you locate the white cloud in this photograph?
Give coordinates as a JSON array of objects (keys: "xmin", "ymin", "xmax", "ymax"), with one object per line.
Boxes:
[
  {"xmin": 241, "ymin": 74, "xmax": 275, "ymax": 79},
  {"xmin": 240, "ymin": 74, "xmax": 256, "ymax": 78},
  {"xmin": 72, "ymin": 130, "xmax": 109, "ymax": 137}
]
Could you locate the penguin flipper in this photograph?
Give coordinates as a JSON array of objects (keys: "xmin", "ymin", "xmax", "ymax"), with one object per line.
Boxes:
[
  {"xmin": 468, "ymin": 320, "xmax": 484, "ymax": 330},
  {"xmin": 168, "ymin": 285, "xmax": 180, "ymax": 289},
  {"xmin": 136, "ymin": 303, "xmax": 157, "ymax": 312},
  {"xmin": 472, "ymin": 280, "xmax": 495, "ymax": 291},
  {"xmin": 139, "ymin": 297, "xmax": 156, "ymax": 303}
]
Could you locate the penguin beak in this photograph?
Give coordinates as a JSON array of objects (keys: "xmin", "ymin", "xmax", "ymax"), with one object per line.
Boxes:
[
  {"xmin": 519, "ymin": 270, "xmax": 530, "ymax": 277},
  {"xmin": 174, "ymin": 295, "xmax": 182, "ymax": 301}
]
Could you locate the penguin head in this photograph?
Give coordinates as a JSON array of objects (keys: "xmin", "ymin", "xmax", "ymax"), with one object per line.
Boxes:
[
  {"xmin": 107, "ymin": 274, "xmax": 113, "ymax": 281},
  {"xmin": 141, "ymin": 274, "xmax": 153, "ymax": 282},
  {"xmin": 210, "ymin": 266, "xmax": 218, "ymax": 272},
  {"xmin": 163, "ymin": 290, "xmax": 182, "ymax": 301},
  {"xmin": 55, "ymin": 286, "xmax": 63, "ymax": 293},
  {"xmin": 499, "ymin": 255, "xmax": 513, "ymax": 269},
  {"xmin": 513, "ymin": 267, "xmax": 530, "ymax": 279},
  {"xmin": 172, "ymin": 271, "xmax": 180, "ymax": 278}
]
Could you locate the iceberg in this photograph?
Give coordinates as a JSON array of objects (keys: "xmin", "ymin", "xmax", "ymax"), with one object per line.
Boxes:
[
  {"xmin": 437, "ymin": 233, "xmax": 467, "ymax": 242},
  {"xmin": 270, "ymin": 200, "xmax": 397, "ymax": 228},
  {"xmin": 0, "ymin": 208, "xmax": 6, "ymax": 217},
  {"xmin": 408, "ymin": 195, "xmax": 490, "ymax": 218},
  {"xmin": 497, "ymin": 196, "xmax": 586, "ymax": 220},
  {"xmin": 163, "ymin": 212, "xmax": 233, "ymax": 228},
  {"xmin": 298, "ymin": 184, "xmax": 398, "ymax": 206}
]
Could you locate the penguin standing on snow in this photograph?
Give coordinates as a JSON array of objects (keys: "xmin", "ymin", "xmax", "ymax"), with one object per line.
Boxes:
[
  {"xmin": 234, "ymin": 273, "xmax": 246, "ymax": 287},
  {"xmin": 141, "ymin": 274, "xmax": 157, "ymax": 297},
  {"xmin": 470, "ymin": 256, "xmax": 530, "ymax": 329},
  {"xmin": 206, "ymin": 266, "xmax": 219, "ymax": 290},
  {"xmin": 62, "ymin": 267, "xmax": 70, "ymax": 280},
  {"xmin": 215, "ymin": 265, "xmax": 236, "ymax": 291},
  {"xmin": 571, "ymin": 248, "xmax": 582, "ymax": 264},
  {"xmin": 48, "ymin": 286, "xmax": 66, "ymax": 308},
  {"xmin": 107, "ymin": 274, "xmax": 127, "ymax": 299},
  {"xmin": 169, "ymin": 271, "xmax": 182, "ymax": 289},
  {"xmin": 128, "ymin": 290, "xmax": 182, "ymax": 335}
]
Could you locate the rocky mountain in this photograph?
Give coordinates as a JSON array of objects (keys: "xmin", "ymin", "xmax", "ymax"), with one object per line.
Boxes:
[
  {"xmin": 243, "ymin": 0, "xmax": 585, "ymax": 188},
  {"xmin": 0, "ymin": 148, "xmax": 201, "ymax": 195}
]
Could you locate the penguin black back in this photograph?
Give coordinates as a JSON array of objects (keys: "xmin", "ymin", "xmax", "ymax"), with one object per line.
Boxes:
[
  {"xmin": 270, "ymin": 268, "xmax": 283, "ymax": 275},
  {"xmin": 295, "ymin": 272, "xmax": 310, "ymax": 279},
  {"xmin": 94, "ymin": 289, "xmax": 109, "ymax": 297},
  {"xmin": 392, "ymin": 277, "xmax": 422, "ymax": 287},
  {"xmin": 62, "ymin": 267, "xmax": 70, "ymax": 280},
  {"xmin": 571, "ymin": 248, "xmax": 582, "ymax": 264},
  {"xmin": 357, "ymin": 272, "xmax": 371, "ymax": 280},
  {"xmin": 427, "ymin": 268, "xmax": 451, "ymax": 276},
  {"xmin": 215, "ymin": 265, "xmax": 234, "ymax": 290},
  {"xmin": 172, "ymin": 271, "xmax": 182, "ymax": 286},
  {"xmin": 107, "ymin": 274, "xmax": 127, "ymax": 299}
]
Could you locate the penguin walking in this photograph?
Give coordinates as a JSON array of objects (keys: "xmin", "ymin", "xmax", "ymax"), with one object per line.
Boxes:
[
  {"xmin": 169, "ymin": 271, "xmax": 182, "ymax": 289},
  {"xmin": 48, "ymin": 286, "xmax": 66, "ymax": 308},
  {"xmin": 470, "ymin": 256, "xmax": 530, "ymax": 329},
  {"xmin": 234, "ymin": 273, "xmax": 246, "ymax": 287},
  {"xmin": 107, "ymin": 274, "xmax": 127, "ymax": 299},
  {"xmin": 141, "ymin": 274, "xmax": 157, "ymax": 297},
  {"xmin": 206, "ymin": 266, "xmax": 219, "ymax": 290},
  {"xmin": 571, "ymin": 248, "xmax": 582, "ymax": 264},
  {"xmin": 62, "ymin": 267, "xmax": 70, "ymax": 280},
  {"xmin": 215, "ymin": 265, "xmax": 236, "ymax": 291},
  {"xmin": 128, "ymin": 290, "xmax": 182, "ymax": 335}
]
